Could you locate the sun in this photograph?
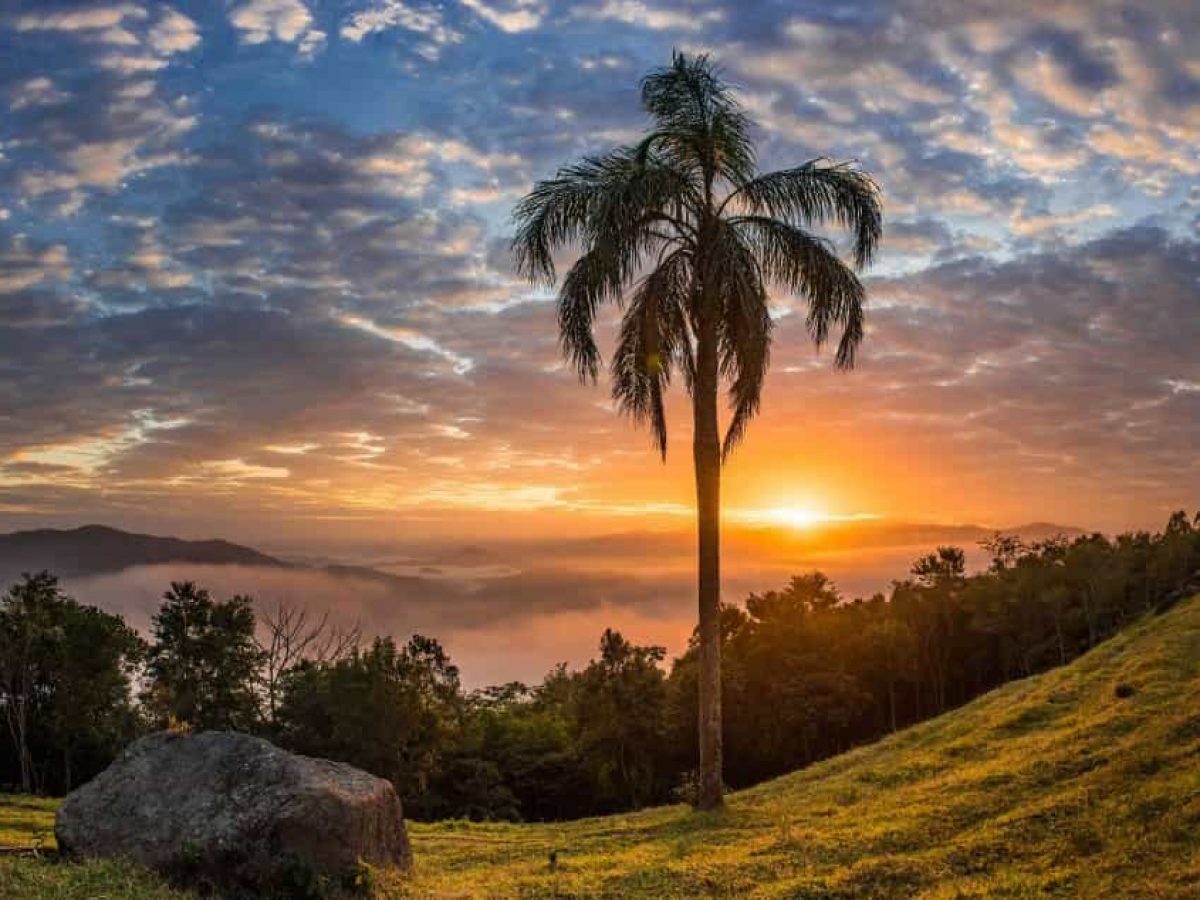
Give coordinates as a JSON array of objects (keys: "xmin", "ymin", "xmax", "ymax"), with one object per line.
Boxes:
[{"xmin": 761, "ymin": 506, "xmax": 828, "ymax": 529}]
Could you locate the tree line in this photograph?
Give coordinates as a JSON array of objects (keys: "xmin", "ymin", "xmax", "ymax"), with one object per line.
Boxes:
[{"xmin": 2, "ymin": 512, "xmax": 1198, "ymax": 819}]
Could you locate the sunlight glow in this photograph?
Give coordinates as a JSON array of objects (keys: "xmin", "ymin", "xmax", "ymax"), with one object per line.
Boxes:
[{"xmin": 760, "ymin": 506, "xmax": 829, "ymax": 529}]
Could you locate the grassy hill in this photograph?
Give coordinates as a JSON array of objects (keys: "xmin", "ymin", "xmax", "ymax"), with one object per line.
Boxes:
[{"xmin": 3, "ymin": 594, "xmax": 1199, "ymax": 898}]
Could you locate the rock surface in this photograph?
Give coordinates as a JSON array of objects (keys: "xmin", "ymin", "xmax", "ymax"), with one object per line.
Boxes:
[{"xmin": 56, "ymin": 731, "xmax": 411, "ymax": 894}]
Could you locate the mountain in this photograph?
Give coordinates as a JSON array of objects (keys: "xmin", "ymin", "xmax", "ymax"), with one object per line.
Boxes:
[
  {"xmin": 485, "ymin": 518, "xmax": 1086, "ymax": 565},
  {"xmin": 728, "ymin": 517, "xmax": 1087, "ymax": 554},
  {"xmin": 0, "ymin": 518, "xmax": 1088, "ymax": 603},
  {"xmin": 0, "ymin": 524, "xmax": 287, "ymax": 583}
]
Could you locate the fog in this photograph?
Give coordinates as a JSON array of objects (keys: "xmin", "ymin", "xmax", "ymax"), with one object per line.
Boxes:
[{"xmin": 61, "ymin": 531, "xmax": 1002, "ymax": 686}]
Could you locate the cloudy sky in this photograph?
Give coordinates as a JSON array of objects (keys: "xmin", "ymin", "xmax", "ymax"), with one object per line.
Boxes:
[{"xmin": 1, "ymin": 0, "xmax": 1198, "ymax": 551}]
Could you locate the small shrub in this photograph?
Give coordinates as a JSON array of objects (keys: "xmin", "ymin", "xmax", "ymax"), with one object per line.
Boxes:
[
  {"xmin": 347, "ymin": 859, "xmax": 376, "ymax": 896},
  {"xmin": 274, "ymin": 851, "xmax": 332, "ymax": 900}
]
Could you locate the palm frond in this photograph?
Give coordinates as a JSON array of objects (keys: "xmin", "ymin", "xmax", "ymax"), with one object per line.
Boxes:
[
  {"xmin": 586, "ymin": 158, "xmax": 699, "ymax": 271},
  {"xmin": 556, "ymin": 250, "xmax": 621, "ymax": 381},
  {"xmin": 611, "ymin": 250, "xmax": 694, "ymax": 458},
  {"xmin": 728, "ymin": 160, "xmax": 882, "ymax": 268},
  {"xmin": 736, "ymin": 215, "xmax": 865, "ymax": 368},
  {"xmin": 513, "ymin": 144, "xmax": 700, "ymax": 283},
  {"xmin": 517, "ymin": 145, "xmax": 698, "ymax": 384},
  {"xmin": 640, "ymin": 52, "xmax": 756, "ymax": 187},
  {"xmin": 512, "ymin": 157, "xmax": 608, "ymax": 285},
  {"xmin": 708, "ymin": 222, "xmax": 771, "ymax": 460}
]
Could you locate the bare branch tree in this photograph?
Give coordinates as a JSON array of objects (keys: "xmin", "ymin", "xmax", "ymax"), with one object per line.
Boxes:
[{"xmin": 256, "ymin": 598, "xmax": 361, "ymax": 723}]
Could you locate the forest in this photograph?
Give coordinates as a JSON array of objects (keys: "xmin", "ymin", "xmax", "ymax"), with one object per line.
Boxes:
[{"xmin": 2, "ymin": 511, "xmax": 1199, "ymax": 822}]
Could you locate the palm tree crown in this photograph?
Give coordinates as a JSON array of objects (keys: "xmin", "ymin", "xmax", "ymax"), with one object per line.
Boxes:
[{"xmin": 513, "ymin": 52, "xmax": 882, "ymax": 458}]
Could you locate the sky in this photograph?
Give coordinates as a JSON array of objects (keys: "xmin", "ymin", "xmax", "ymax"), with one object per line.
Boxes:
[{"xmin": 1, "ymin": 0, "xmax": 1199, "ymax": 557}]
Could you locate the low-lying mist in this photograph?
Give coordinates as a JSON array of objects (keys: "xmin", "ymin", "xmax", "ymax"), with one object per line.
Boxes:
[{"xmin": 60, "ymin": 526, "xmax": 1007, "ymax": 685}]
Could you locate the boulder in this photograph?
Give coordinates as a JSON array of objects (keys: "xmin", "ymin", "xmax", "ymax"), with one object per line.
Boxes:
[{"xmin": 56, "ymin": 731, "xmax": 411, "ymax": 895}]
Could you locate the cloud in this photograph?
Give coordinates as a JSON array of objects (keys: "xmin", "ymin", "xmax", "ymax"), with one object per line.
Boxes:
[
  {"xmin": 229, "ymin": 0, "xmax": 325, "ymax": 56},
  {"xmin": 460, "ymin": 0, "xmax": 544, "ymax": 33},
  {"xmin": 9, "ymin": 3, "xmax": 198, "ymax": 64},
  {"xmin": 58, "ymin": 560, "xmax": 695, "ymax": 685},
  {"xmin": 1010, "ymin": 202, "xmax": 1117, "ymax": 236},
  {"xmin": 87, "ymin": 229, "xmax": 194, "ymax": 292},
  {"xmin": 0, "ymin": 234, "xmax": 72, "ymax": 293},
  {"xmin": 147, "ymin": 9, "xmax": 200, "ymax": 54},
  {"xmin": 574, "ymin": 0, "xmax": 724, "ymax": 32},
  {"xmin": 1, "ymin": 4, "xmax": 200, "ymax": 215},
  {"xmin": 1012, "ymin": 49, "xmax": 1103, "ymax": 118},
  {"xmin": 8, "ymin": 76, "xmax": 69, "ymax": 111},
  {"xmin": 55, "ymin": 524, "xmax": 988, "ymax": 684},
  {"xmin": 10, "ymin": 4, "xmax": 144, "ymax": 35},
  {"xmin": 339, "ymin": 0, "xmax": 463, "ymax": 55}
]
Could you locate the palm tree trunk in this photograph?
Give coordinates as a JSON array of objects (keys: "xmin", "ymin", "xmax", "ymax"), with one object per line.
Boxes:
[{"xmin": 693, "ymin": 324, "xmax": 723, "ymax": 810}]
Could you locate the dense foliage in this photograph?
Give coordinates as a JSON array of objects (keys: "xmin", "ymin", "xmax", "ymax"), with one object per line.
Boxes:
[
  {"xmin": 0, "ymin": 573, "xmax": 143, "ymax": 794},
  {"xmin": 1, "ymin": 513, "xmax": 1198, "ymax": 819},
  {"xmin": 142, "ymin": 582, "xmax": 264, "ymax": 732}
]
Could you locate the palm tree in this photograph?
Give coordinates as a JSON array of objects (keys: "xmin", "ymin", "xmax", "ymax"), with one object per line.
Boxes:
[{"xmin": 512, "ymin": 52, "xmax": 882, "ymax": 810}]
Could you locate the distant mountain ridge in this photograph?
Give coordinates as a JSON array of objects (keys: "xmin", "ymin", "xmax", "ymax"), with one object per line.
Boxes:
[
  {"xmin": 0, "ymin": 524, "xmax": 288, "ymax": 583},
  {"xmin": 0, "ymin": 519, "xmax": 1088, "ymax": 589}
]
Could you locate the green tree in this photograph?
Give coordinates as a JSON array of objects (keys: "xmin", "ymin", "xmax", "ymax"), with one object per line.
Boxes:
[
  {"xmin": 861, "ymin": 595, "xmax": 917, "ymax": 733},
  {"xmin": 0, "ymin": 572, "xmax": 143, "ymax": 793},
  {"xmin": 512, "ymin": 52, "xmax": 881, "ymax": 809},
  {"xmin": 0, "ymin": 573, "xmax": 62, "ymax": 792},
  {"xmin": 571, "ymin": 630, "xmax": 670, "ymax": 812},
  {"xmin": 273, "ymin": 635, "xmax": 462, "ymax": 805},
  {"xmin": 144, "ymin": 582, "xmax": 263, "ymax": 731},
  {"xmin": 46, "ymin": 599, "xmax": 145, "ymax": 791},
  {"xmin": 911, "ymin": 546, "xmax": 967, "ymax": 587}
]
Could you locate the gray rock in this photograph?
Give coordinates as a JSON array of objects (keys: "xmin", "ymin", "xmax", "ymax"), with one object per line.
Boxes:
[{"xmin": 56, "ymin": 731, "xmax": 411, "ymax": 895}]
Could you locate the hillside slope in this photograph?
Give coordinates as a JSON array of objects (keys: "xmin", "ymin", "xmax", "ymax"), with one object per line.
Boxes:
[
  {"xmin": 2, "ymin": 595, "xmax": 1199, "ymax": 898},
  {"xmin": 401, "ymin": 593, "xmax": 1200, "ymax": 897}
]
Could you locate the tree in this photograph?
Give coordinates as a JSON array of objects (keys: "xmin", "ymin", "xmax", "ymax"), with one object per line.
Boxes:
[
  {"xmin": 144, "ymin": 582, "xmax": 264, "ymax": 731},
  {"xmin": 256, "ymin": 600, "xmax": 360, "ymax": 726},
  {"xmin": 0, "ymin": 573, "xmax": 62, "ymax": 792},
  {"xmin": 273, "ymin": 635, "xmax": 463, "ymax": 805},
  {"xmin": 512, "ymin": 52, "xmax": 881, "ymax": 809},
  {"xmin": 44, "ymin": 600, "xmax": 145, "ymax": 792},
  {"xmin": 911, "ymin": 546, "xmax": 966, "ymax": 587},
  {"xmin": 981, "ymin": 532, "xmax": 1026, "ymax": 573},
  {"xmin": 571, "ymin": 630, "xmax": 670, "ymax": 811},
  {"xmin": 0, "ymin": 572, "xmax": 143, "ymax": 793}
]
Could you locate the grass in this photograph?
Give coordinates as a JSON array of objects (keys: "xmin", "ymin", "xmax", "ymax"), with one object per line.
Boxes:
[
  {"xmin": 0, "ymin": 795, "xmax": 56, "ymax": 850},
  {"xmin": 3, "ymin": 594, "xmax": 1199, "ymax": 898}
]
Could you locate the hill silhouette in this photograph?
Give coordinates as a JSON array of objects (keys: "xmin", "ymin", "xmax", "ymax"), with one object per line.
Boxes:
[{"xmin": 0, "ymin": 525, "xmax": 287, "ymax": 583}]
